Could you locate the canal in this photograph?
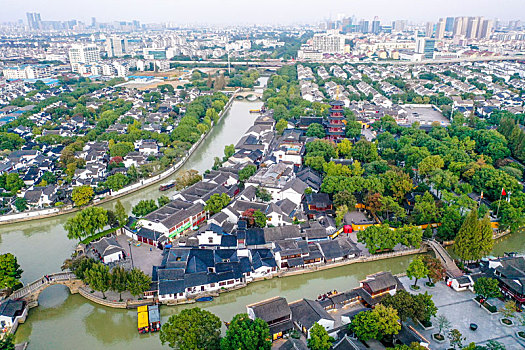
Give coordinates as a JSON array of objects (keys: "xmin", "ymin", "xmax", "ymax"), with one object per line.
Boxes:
[{"xmin": 1, "ymin": 74, "xmax": 524, "ymax": 348}]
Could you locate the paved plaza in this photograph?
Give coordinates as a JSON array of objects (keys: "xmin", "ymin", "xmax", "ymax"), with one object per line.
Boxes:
[
  {"xmin": 398, "ymin": 276, "xmax": 525, "ymax": 349},
  {"xmin": 115, "ymin": 234, "xmax": 163, "ymax": 276}
]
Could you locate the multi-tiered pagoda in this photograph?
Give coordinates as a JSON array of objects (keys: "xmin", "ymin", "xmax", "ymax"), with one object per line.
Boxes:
[{"xmin": 327, "ymin": 99, "xmax": 345, "ymax": 140}]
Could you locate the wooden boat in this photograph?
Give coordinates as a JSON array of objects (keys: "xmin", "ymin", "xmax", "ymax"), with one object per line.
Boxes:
[{"xmin": 159, "ymin": 182, "xmax": 176, "ymax": 191}]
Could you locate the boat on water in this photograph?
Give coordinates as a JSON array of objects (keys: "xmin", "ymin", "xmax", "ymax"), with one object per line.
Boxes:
[
  {"xmin": 249, "ymin": 109, "xmax": 261, "ymax": 114},
  {"xmin": 196, "ymin": 296, "xmax": 213, "ymax": 302},
  {"xmin": 159, "ymin": 182, "xmax": 176, "ymax": 191},
  {"xmin": 148, "ymin": 305, "xmax": 161, "ymax": 332},
  {"xmin": 137, "ymin": 306, "xmax": 149, "ymax": 334}
]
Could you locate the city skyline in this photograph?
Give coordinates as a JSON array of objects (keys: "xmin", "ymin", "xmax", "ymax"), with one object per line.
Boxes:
[{"xmin": 2, "ymin": 0, "xmax": 525, "ymax": 25}]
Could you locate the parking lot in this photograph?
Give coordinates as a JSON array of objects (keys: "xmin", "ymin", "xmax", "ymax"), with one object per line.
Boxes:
[
  {"xmin": 398, "ymin": 276, "xmax": 525, "ymax": 349},
  {"xmin": 403, "ymin": 105, "xmax": 450, "ymax": 126}
]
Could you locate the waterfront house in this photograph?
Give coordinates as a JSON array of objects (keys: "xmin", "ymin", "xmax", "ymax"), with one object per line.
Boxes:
[
  {"xmin": 0, "ymin": 300, "xmax": 27, "ymax": 332},
  {"xmin": 289, "ymin": 298, "xmax": 335, "ymax": 338},
  {"xmin": 484, "ymin": 256, "xmax": 525, "ymax": 306},
  {"xmin": 358, "ymin": 271, "xmax": 400, "ymax": 306},
  {"xmin": 247, "ymin": 296, "xmax": 293, "ymax": 341},
  {"xmin": 90, "ymin": 237, "xmax": 126, "ymax": 264}
]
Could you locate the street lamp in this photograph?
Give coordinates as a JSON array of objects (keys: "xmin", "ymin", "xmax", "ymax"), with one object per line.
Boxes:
[{"xmin": 128, "ymin": 241, "xmax": 134, "ymax": 269}]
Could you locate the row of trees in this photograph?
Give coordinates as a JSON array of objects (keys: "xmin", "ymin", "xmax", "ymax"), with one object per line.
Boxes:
[
  {"xmin": 70, "ymin": 258, "xmax": 151, "ymax": 300},
  {"xmin": 64, "ymin": 200, "xmax": 127, "ymax": 240},
  {"xmin": 356, "ymin": 224, "xmax": 423, "ymax": 254}
]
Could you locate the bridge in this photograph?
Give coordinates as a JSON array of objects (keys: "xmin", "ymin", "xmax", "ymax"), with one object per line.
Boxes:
[
  {"xmin": 9, "ymin": 272, "xmax": 82, "ymax": 307},
  {"xmin": 234, "ymin": 90, "xmax": 263, "ymax": 100},
  {"xmin": 424, "ymin": 239, "xmax": 463, "ymax": 278}
]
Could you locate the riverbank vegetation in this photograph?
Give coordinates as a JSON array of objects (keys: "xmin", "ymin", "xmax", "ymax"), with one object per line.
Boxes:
[{"xmin": 0, "ymin": 253, "xmax": 23, "ymax": 291}]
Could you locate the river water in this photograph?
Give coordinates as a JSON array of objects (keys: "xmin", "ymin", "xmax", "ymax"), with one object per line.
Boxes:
[{"xmin": 2, "ymin": 76, "xmax": 524, "ymax": 349}]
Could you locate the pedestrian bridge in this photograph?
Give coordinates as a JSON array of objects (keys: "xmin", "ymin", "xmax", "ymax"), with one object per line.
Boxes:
[
  {"xmin": 424, "ymin": 239, "xmax": 463, "ymax": 278},
  {"xmin": 9, "ymin": 272, "xmax": 82, "ymax": 307},
  {"xmin": 234, "ymin": 90, "xmax": 263, "ymax": 100}
]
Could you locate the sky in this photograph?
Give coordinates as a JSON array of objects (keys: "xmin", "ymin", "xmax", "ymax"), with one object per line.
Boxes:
[{"xmin": 2, "ymin": 0, "xmax": 525, "ymax": 25}]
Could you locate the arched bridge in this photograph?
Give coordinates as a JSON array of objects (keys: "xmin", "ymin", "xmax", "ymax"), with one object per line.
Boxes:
[
  {"xmin": 9, "ymin": 272, "xmax": 82, "ymax": 307},
  {"xmin": 424, "ymin": 239, "xmax": 463, "ymax": 278},
  {"xmin": 234, "ymin": 90, "xmax": 263, "ymax": 101}
]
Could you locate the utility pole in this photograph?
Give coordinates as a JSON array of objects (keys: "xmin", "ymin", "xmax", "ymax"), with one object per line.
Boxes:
[{"xmin": 128, "ymin": 241, "xmax": 134, "ymax": 269}]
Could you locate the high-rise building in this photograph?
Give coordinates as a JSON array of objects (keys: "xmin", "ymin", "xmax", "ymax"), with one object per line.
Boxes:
[
  {"xmin": 445, "ymin": 17, "xmax": 455, "ymax": 32},
  {"xmin": 416, "ymin": 37, "xmax": 436, "ymax": 59},
  {"xmin": 312, "ymin": 33, "xmax": 345, "ymax": 54},
  {"xmin": 478, "ymin": 19, "xmax": 494, "ymax": 39},
  {"xmin": 392, "ymin": 20, "xmax": 407, "ymax": 32},
  {"xmin": 425, "ymin": 22, "xmax": 434, "ymax": 37},
  {"xmin": 68, "ymin": 44, "xmax": 100, "ymax": 71},
  {"xmin": 436, "ymin": 18, "xmax": 446, "ymax": 39},
  {"xmin": 359, "ymin": 20, "xmax": 369, "ymax": 33},
  {"xmin": 26, "ymin": 12, "xmax": 41, "ymax": 30},
  {"xmin": 106, "ymin": 36, "xmax": 128, "ymax": 57},
  {"xmin": 466, "ymin": 17, "xmax": 480, "ymax": 39},
  {"xmin": 371, "ymin": 17, "xmax": 381, "ymax": 34}
]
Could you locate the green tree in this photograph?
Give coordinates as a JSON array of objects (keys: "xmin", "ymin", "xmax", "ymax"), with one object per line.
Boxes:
[
  {"xmin": 0, "ymin": 333, "xmax": 15, "ymax": 350},
  {"xmin": 473, "ymin": 277, "xmax": 502, "ymax": 300},
  {"xmin": 275, "ymin": 118, "xmax": 288, "ymax": 135},
  {"xmin": 132, "ymin": 199, "xmax": 158, "ymax": 217},
  {"xmin": 71, "ymin": 185, "xmax": 94, "ymax": 206},
  {"xmin": 157, "ymin": 195, "xmax": 170, "ymax": 208},
  {"xmin": 238, "ymin": 164, "xmax": 257, "ymax": 181},
  {"xmin": 253, "ymin": 210, "xmax": 267, "ymax": 228},
  {"xmin": 126, "ymin": 268, "xmax": 151, "ymax": 297},
  {"xmin": 255, "ymin": 187, "xmax": 272, "ymax": 202},
  {"xmin": 374, "ymin": 304, "xmax": 401, "ymax": 339},
  {"xmin": 499, "ymin": 300, "xmax": 517, "ymax": 319},
  {"xmin": 436, "ymin": 315, "xmax": 451, "ymax": 336},
  {"xmin": 335, "ymin": 205, "xmax": 348, "ymax": 226},
  {"xmin": 110, "ymin": 266, "xmax": 128, "ymax": 301},
  {"xmin": 64, "ymin": 206, "xmax": 108, "ymax": 240},
  {"xmin": 224, "ymin": 144, "xmax": 235, "ymax": 159},
  {"xmin": 160, "ymin": 307, "xmax": 221, "ymax": 350},
  {"xmin": 13, "ymin": 197, "xmax": 27, "ymax": 212},
  {"xmin": 333, "ymin": 190, "xmax": 356, "ymax": 209},
  {"xmin": 205, "ymin": 193, "xmax": 231, "ymax": 215},
  {"xmin": 306, "ymin": 123, "xmax": 326, "ymax": 138},
  {"xmin": 350, "ymin": 310, "xmax": 380, "ymax": 341},
  {"xmin": 0, "ymin": 253, "xmax": 23, "ymax": 290},
  {"xmin": 351, "ymin": 140, "xmax": 379, "ymax": 163},
  {"xmin": 422, "ymin": 255, "xmax": 446, "ymax": 284},
  {"xmin": 337, "ymin": 138, "xmax": 353, "ymax": 158},
  {"xmin": 221, "ymin": 313, "xmax": 271, "ymax": 350},
  {"xmin": 418, "ymin": 155, "xmax": 444, "ymax": 176},
  {"xmin": 357, "ymin": 224, "xmax": 398, "ymax": 254},
  {"xmin": 109, "ymin": 142, "xmax": 135, "ymax": 157},
  {"xmin": 454, "ymin": 208, "xmax": 488, "ymax": 261},
  {"xmin": 413, "ymin": 192, "xmax": 440, "ymax": 225},
  {"xmin": 114, "ymin": 200, "xmax": 127, "ymax": 227},
  {"xmin": 85, "ymin": 263, "xmax": 111, "ymax": 299},
  {"xmin": 307, "ymin": 322, "xmax": 334, "ymax": 350},
  {"xmin": 104, "ymin": 173, "xmax": 130, "ymax": 191},
  {"xmin": 406, "ymin": 257, "xmax": 428, "ymax": 288},
  {"xmin": 448, "ymin": 329, "xmax": 465, "ymax": 350}
]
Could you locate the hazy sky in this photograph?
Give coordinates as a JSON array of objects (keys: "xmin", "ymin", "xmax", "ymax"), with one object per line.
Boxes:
[{"xmin": 2, "ymin": 0, "xmax": 525, "ymax": 25}]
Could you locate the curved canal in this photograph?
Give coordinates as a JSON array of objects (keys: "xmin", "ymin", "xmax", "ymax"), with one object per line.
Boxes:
[{"xmin": 1, "ymin": 75, "xmax": 524, "ymax": 348}]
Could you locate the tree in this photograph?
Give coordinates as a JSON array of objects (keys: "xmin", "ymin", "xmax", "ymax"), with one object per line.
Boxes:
[
  {"xmin": 351, "ymin": 140, "xmax": 379, "ymax": 163},
  {"xmin": 104, "ymin": 173, "xmax": 129, "ymax": 191},
  {"xmin": 111, "ymin": 266, "xmax": 128, "ymax": 301},
  {"xmin": 64, "ymin": 207, "xmax": 108, "ymax": 240},
  {"xmin": 350, "ymin": 310, "xmax": 380, "ymax": 341},
  {"xmin": 0, "ymin": 333, "xmax": 15, "ymax": 350},
  {"xmin": 413, "ymin": 192, "xmax": 440, "ymax": 225},
  {"xmin": 374, "ymin": 304, "xmax": 401, "ymax": 339},
  {"xmin": 307, "ymin": 322, "xmax": 334, "ymax": 350},
  {"xmin": 224, "ymin": 144, "xmax": 235, "ymax": 159},
  {"xmin": 381, "ymin": 170, "xmax": 413, "ymax": 201},
  {"xmin": 205, "ymin": 193, "xmax": 231, "ymax": 215},
  {"xmin": 253, "ymin": 210, "xmax": 267, "ymax": 228},
  {"xmin": 238, "ymin": 164, "xmax": 257, "ymax": 181},
  {"xmin": 337, "ymin": 139, "xmax": 353, "ymax": 158},
  {"xmin": 422, "ymin": 255, "xmax": 446, "ymax": 284},
  {"xmin": 306, "ymin": 123, "xmax": 326, "ymax": 138},
  {"xmin": 418, "ymin": 155, "xmax": 444, "ymax": 176},
  {"xmin": 13, "ymin": 197, "xmax": 27, "ymax": 212},
  {"xmin": 333, "ymin": 190, "xmax": 356, "ymax": 209},
  {"xmin": 473, "ymin": 277, "xmax": 502, "ymax": 300},
  {"xmin": 454, "ymin": 208, "xmax": 485, "ymax": 262},
  {"xmin": 71, "ymin": 185, "xmax": 94, "ymax": 206},
  {"xmin": 127, "ymin": 268, "xmax": 151, "ymax": 297},
  {"xmin": 499, "ymin": 300, "xmax": 517, "ymax": 319},
  {"xmin": 85, "ymin": 263, "xmax": 111, "ymax": 299},
  {"xmin": 221, "ymin": 313, "xmax": 271, "ymax": 350},
  {"xmin": 157, "ymin": 195, "xmax": 170, "ymax": 208},
  {"xmin": 255, "ymin": 187, "xmax": 272, "ymax": 202},
  {"xmin": 275, "ymin": 118, "xmax": 288, "ymax": 135},
  {"xmin": 436, "ymin": 315, "xmax": 451, "ymax": 336},
  {"xmin": 479, "ymin": 213, "xmax": 494, "ymax": 258},
  {"xmin": 0, "ymin": 253, "xmax": 23, "ymax": 290},
  {"xmin": 109, "ymin": 142, "xmax": 135, "ymax": 157},
  {"xmin": 357, "ymin": 224, "xmax": 398, "ymax": 254},
  {"xmin": 160, "ymin": 307, "xmax": 221, "ymax": 350},
  {"xmin": 132, "ymin": 199, "xmax": 158, "ymax": 217},
  {"xmin": 448, "ymin": 329, "xmax": 465, "ymax": 350},
  {"xmin": 114, "ymin": 200, "xmax": 127, "ymax": 227},
  {"xmin": 406, "ymin": 257, "xmax": 428, "ymax": 288},
  {"xmin": 382, "ymin": 290, "xmax": 436, "ymax": 323},
  {"xmin": 335, "ymin": 205, "xmax": 348, "ymax": 226}
]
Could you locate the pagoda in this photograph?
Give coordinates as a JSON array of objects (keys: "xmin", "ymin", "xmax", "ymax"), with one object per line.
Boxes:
[{"xmin": 326, "ymin": 97, "xmax": 345, "ymax": 140}]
